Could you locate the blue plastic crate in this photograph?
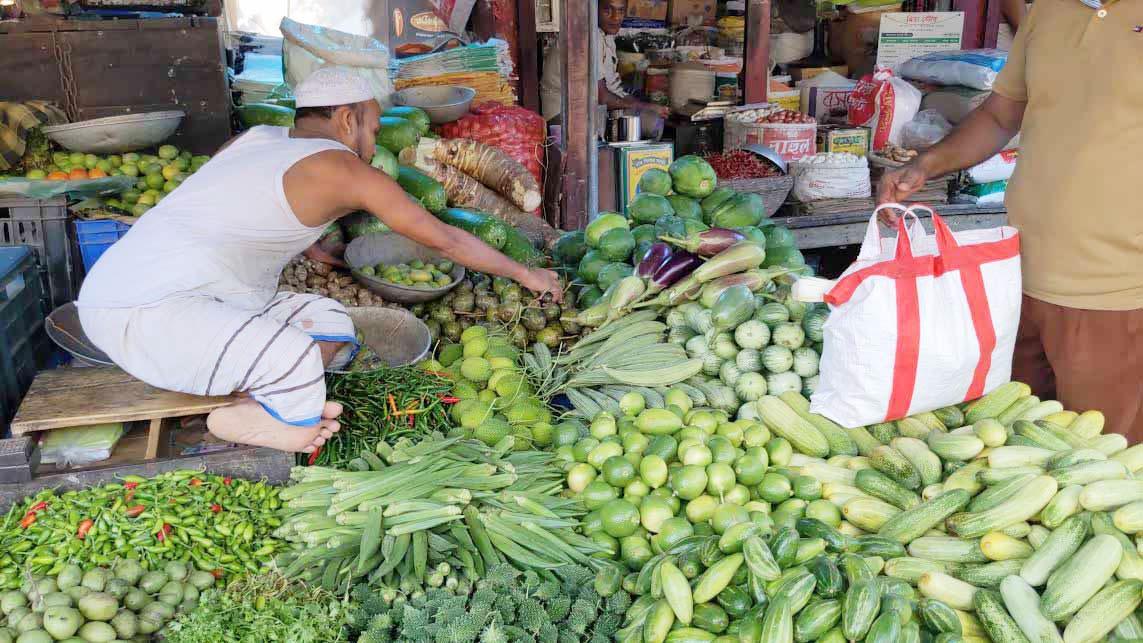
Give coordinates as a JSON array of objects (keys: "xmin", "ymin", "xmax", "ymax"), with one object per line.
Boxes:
[
  {"xmin": 75, "ymin": 219, "xmax": 132, "ymax": 273},
  {"xmin": 0, "ymin": 246, "xmax": 51, "ymax": 437}
]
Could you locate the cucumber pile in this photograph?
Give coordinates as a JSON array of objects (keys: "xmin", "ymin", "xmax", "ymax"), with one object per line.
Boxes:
[{"xmin": 546, "ymin": 375, "xmax": 1143, "ymax": 642}]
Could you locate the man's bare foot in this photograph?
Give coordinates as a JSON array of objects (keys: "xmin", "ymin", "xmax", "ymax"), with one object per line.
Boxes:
[{"xmin": 206, "ymin": 400, "xmax": 341, "ymax": 453}]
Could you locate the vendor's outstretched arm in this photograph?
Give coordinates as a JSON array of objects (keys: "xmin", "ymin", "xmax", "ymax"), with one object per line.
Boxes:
[
  {"xmin": 340, "ymin": 153, "xmax": 563, "ymax": 302},
  {"xmin": 878, "ymin": 93, "xmax": 1026, "ymax": 212}
]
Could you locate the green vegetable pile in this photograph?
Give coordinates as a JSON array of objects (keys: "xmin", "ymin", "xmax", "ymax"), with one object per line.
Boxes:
[
  {"xmin": 431, "ymin": 326, "xmax": 554, "ymax": 450},
  {"xmin": 349, "ymin": 564, "xmax": 628, "ymax": 643},
  {"xmin": 0, "ymin": 471, "xmax": 282, "ymax": 588},
  {"xmin": 0, "ymin": 557, "xmax": 214, "ymax": 642},
  {"xmin": 547, "ymin": 373, "xmax": 1143, "ymax": 642},
  {"xmin": 413, "ymin": 274, "xmax": 581, "ymax": 350},
  {"xmin": 164, "ymin": 572, "xmax": 350, "ymax": 643},
  {"xmin": 316, "ymin": 366, "xmax": 454, "ymax": 468},
  {"xmin": 554, "ymin": 155, "xmax": 808, "ymax": 311},
  {"xmin": 276, "ymin": 436, "xmax": 606, "ymax": 595}
]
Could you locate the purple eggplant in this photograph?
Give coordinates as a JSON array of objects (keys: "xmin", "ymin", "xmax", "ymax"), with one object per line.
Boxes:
[
  {"xmin": 631, "ymin": 251, "xmax": 702, "ymax": 308},
  {"xmin": 649, "ymin": 250, "xmax": 701, "ymax": 292},
  {"xmin": 636, "ymin": 242, "xmax": 674, "ymax": 279},
  {"xmin": 659, "ymin": 228, "xmax": 746, "ymax": 257}
]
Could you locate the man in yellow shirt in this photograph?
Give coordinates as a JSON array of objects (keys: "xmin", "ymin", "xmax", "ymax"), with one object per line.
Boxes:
[{"xmin": 879, "ymin": 0, "xmax": 1143, "ymax": 439}]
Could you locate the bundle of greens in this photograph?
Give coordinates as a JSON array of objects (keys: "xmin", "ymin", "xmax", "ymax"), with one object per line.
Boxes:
[
  {"xmin": 164, "ymin": 573, "xmax": 349, "ymax": 643},
  {"xmin": 350, "ymin": 564, "xmax": 630, "ymax": 643}
]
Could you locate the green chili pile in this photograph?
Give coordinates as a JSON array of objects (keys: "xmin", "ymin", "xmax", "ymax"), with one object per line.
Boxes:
[
  {"xmin": 314, "ymin": 366, "xmax": 454, "ymax": 469},
  {"xmin": 0, "ymin": 470, "xmax": 282, "ymax": 589}
]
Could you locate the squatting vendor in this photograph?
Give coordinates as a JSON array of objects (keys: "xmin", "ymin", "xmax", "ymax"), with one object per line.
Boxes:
[{"xmin": 77, "ymin": 67, "xmax": 563, "ymax": 454}]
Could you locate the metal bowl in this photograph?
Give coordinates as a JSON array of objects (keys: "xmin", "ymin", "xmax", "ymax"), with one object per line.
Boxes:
[
  {"xmin": 393, "ymin": 86, "xmax": 476, "ymax": 124},
  {"xmin": 345, "ymin": 233, "xmax": 465, "ymax": 304},
  {"xmin": 743, "ymin": 143, "xmax": 789, "ymax": 175},
  {"xmin": 41, "ymin": 111, "xmax": 185, "ymax": 154},
  {"xmin": 45, "ymin": 303, "xmax": 115, "ymax": 367},
  {"xmin": 331, "ymin": 307, "xmax": 433, "ymax": 373}
]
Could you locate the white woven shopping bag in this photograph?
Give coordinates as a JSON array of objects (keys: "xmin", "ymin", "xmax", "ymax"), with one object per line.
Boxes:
[{"xmin": 810, "ymin": 204, "xmax": 1022, "ymax": 427}]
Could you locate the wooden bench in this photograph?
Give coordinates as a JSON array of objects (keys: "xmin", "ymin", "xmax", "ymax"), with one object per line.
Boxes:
[{"xmin": 10, "ymin": 367, "xmax": 237, "ymax": 460}]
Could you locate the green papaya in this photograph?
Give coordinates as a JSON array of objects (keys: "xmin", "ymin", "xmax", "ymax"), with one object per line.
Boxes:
[
  {"xmin": 667, "ymin": 195, "xmax": 704, "ymax": 220},
  {"xmin": 554, "ymin": 231, "xmax": 589, "ymax": 266},
  {"xmin": 709, "ymin": 193, "xmax": 765, "ymax": 228},
  {"xmin": 628, "ymin": 193, "xmax": 675, "ymax": 225}
]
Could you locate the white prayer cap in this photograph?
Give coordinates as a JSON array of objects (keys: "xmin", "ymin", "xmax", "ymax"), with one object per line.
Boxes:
[{"xmin": 294, "ymin": 67, "xmax": 375, "ymax": 108}]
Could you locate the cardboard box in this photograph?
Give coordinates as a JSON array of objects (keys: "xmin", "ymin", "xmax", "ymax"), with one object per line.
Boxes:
[
  {"xmin": 768, "ymin": 90, "xmax": 801, "ymax": 113},
  {"xmin": 627, "ymin": 0, "xmax": 669, "ymax": 22},
  {"xmin": 670, "ymin": 0, "xmax": 717, "ymax": 26},
  {"xmin": 789, "ymin": 65, "xmax": 850, "ymax": 83},
  {"xmin": 818, "ymin": 125, "xmax": 871, "ymax": 157}
]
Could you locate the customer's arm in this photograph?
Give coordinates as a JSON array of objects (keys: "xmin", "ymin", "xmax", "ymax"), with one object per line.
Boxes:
[{"xmin": 877, "ymin": 93, "xmax": 1027, "ymax": 211}]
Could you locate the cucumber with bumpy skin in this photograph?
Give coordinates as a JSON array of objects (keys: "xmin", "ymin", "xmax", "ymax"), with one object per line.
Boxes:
[
  {"xmin": 973, "ymin": 589, "xmax": 1031, "ymax": 643},
  {"xmin": 1063, "ymin": 579, "xmax": 1143, "ymax": 643},
  {"xmin": 1040, "ymin": 534, "xmax": 1122, "ymax": 621},
  {"xmin": 870, "ymin": 445, "xmax": 922, "ymax": 490},
  {"xmin": 878, "ymin": 489, "xmax": 971, "ymax": 545}
]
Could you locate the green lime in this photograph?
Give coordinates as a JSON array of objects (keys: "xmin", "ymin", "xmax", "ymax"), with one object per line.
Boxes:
[
  {"xmin": 580, "ymin": 480, "xmax": 618, "ymax": 510},
  {"xmin": 638, "ymin": 495, "xmax": 674, "ymax": 533},
  {"xmin": 710, "ymin": 503, "xmax": 749, "ymax": 534},
  {"xmin": 638, "ymin": 454, "xmax": 668, "ymax": 489},
  {"xmin": 602, "ymin": 455, "xmax": 636, "ymax": 487},
  {"xmin": 706, "ymin": 462, "xmax": 736, "ymax": 497},
  {"xmin": 671, "ymin": 465, "xmax": 708, "ymax": 501},
  {"xmin": 733, "ymin": 450, "xmax": 768, "ymax": 486},
  {"xmin": 599, "ymin": 499, "xmax": 640, "ymax": 538}
]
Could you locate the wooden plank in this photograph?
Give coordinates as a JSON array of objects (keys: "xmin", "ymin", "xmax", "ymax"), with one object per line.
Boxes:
[
  {"xmin": 11, "ymin": 367, "xmax": 237, "ymax": 435},
  {"xmin": 0, "ymin": 447, "xmax": 293, "ymax": 510},
  {"xmin": 744, "ymin": 0, "xmax": 772, "ymax": 104},
  {"xmin": 516, "ymin": 0, "xmax": 541, "ymax": 113},
  {"xmin": 0, "ymin": 33, "xmax": 67, "ymax": 104},
  {"xmin": 775, "ymin": 205, "xmax": 1007, "ymax": 249}
]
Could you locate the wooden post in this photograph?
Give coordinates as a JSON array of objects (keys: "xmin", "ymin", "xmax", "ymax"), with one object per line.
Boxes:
[
  {"xmin": 560, "ymin": 0, "xmax": 592, "ymax": 231},
  {"xmin": 744, "ymin": 0, "xmax": 772, "ymax": 104},
  {"xmin": 982, "ymin": 0, "xmax": 1003, "ymax": 48},
  {"xmin": 953, "ymin": 0, "xmax": 987, "ymax": 48},
  {"xmin": 517, "ymin": 0, "xmax": 540, "ymax": 112}
]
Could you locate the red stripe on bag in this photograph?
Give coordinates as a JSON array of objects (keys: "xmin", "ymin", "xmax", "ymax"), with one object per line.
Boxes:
[
  {"xmin": 931, "ymin": 215, "xmax": 998, "ymax": 401},
  {"xmin": 885, "ymin": 219, "xmax": 922, "ymax": 421},
  {"xmin": 959, "ymin": 265, "xmax": 996, "ymax": 400}
]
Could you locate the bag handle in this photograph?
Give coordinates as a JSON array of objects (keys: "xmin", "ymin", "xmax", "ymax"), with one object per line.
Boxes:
[{"xmin": 859, "ymin": 204, "xmax": 925, "ymax": 261}]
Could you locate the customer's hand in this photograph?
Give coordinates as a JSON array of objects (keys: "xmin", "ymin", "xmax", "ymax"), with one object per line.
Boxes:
[{"xmin": 876, "ymin": 162, "xmax": 928, "ymax": 224}]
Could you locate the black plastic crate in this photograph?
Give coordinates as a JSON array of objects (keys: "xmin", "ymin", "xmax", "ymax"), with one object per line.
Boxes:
[
  {"xmin": 0, "ymin": 197, "xmax": 80, "ymax": 314},
  {"xmin": 0, "ymin": 246, "xmax": 52, "ymax": 437}
]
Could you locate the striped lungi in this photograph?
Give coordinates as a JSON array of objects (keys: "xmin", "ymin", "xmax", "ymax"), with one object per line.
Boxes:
[{"xmin": 78, "ymin": 293, "xmax": 356, "ymax": 426}]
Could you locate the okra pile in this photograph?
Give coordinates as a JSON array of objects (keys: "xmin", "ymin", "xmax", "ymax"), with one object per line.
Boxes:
[
  {"xmin": 274, "ymin": 436, "xmax": 607, "ymax": 595},
  {"xmin": 0, "ymin": 470, "xmax": 282, "ymax": 588},
  {"xmin": 554, "ymin": 380, "xmax": 1143, "ymax": 643}
]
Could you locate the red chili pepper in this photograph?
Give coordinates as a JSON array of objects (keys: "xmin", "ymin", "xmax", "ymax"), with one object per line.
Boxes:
[
  {"xmin": 222, "ymin": 477, "xmax": 233, "ymax": 486},
  {"xmin": 76, "ymin": 519, "xmax": 94, "ymax": 540},
  {"xmin": 19, "ymin": 514, "xmax": 36, "ymax": 529},
  {"xmin": 188, "ymin": 478, "xmax": 202, "ymax": 487},
  {"xmin": 156, "ymin": 523, "xmax": 172, "ymax": 541},
  {"xmin": 307, "ymin": 446, "xmax": 322, "ymax": 466},
  {"xmin": 125, "ymin": 505, "xmax": 146, "ymax": 518},
  {"xmin": 28, "ymin": 501, "xmax": 48, "ymax": 514},
  {"xmin": 124, "ymin": 482, "xmax": 139, "ymax": 491},
  {"xmin": 211, "ymin": 569, "xmax": 224, "ymax": 579},
  {"xmin": 210, "ymin": 504, "xmax": 222, "ymax": 514},
  {"xmin": 439, "ymin": 395, "xmax": 460, "ymax": 404}
]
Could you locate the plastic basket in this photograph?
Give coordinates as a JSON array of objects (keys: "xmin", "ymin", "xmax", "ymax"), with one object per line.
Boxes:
[
  {"xmin": 0, "ymin": 197, "xmax": 79, "ymax": 313},
  {"xmin": 0, "ymin": 246, "xmax": 52, "ymax": 437},
  {"xmin": 75, "ymin": 220, "xmax": 131, "ymax": 273}
]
